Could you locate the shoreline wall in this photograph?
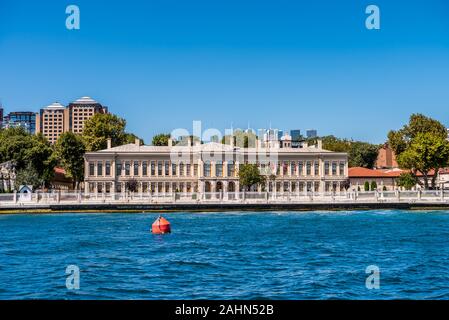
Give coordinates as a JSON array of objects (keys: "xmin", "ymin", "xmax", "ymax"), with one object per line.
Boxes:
[{"xmin": 2, "ymin": 202, "xmax": 449, "ymax": 213}]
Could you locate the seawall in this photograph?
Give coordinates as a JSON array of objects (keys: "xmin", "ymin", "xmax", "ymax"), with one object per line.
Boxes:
[{"xmin": 2, "ymin": 202, "xmax": 449, "ymax": 214}]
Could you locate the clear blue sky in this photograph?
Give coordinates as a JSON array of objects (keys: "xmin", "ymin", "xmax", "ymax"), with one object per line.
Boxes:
[{"xmin": 1, "ymin": 0, "xmax": 448, "ymax": 143}]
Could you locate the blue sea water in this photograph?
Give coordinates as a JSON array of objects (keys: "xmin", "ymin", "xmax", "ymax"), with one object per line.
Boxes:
[{"xmin": 1, "ymin": 210, "xmax": 449, "ymax": 300}]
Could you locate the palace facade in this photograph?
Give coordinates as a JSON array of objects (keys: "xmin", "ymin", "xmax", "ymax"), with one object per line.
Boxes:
[{"xmin": 84, "ymin": 137, "xmax": 348, "ymax": 196}]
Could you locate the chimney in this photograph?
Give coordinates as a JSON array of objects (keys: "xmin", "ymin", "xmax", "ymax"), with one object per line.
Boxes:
[
  {"xmin": 168, "ymin": 138, "xmax": 173, "ymax": 147},
  {"xmin": 230, "ymin": 135, "xmax": 235, "ymax": 148},
  {"xmin": 107, "ymin": 138, "xmax": 112, "ymax": 149},
  {"xmin": 135, "ymin": 138, "xmax": 140, "ymax": 146},
  {"xmin": 187, "ymin": 137, "xmax": 192, "ymax": 147},
  {"xmin": 317, "ymin": 139, "xmax": 323, "ymax": 150}
]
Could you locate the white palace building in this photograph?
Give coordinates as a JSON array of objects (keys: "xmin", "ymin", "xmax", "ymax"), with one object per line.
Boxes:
[{"xmin": 84, "ymin": 134, "xmax": 348, "ymax": 200}]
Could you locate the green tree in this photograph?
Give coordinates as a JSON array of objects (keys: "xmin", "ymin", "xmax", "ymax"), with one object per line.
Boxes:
[
  {"xmin": 310, "ymin": 135, "xmax": 379, "ymax": 168},
  {"xmin": 238, "ymin": 164, "xmax": 266, "ymax": 191},
  {"xmin": 0, "ymin": 128, "xmax": 55, "ymax": 188},
  {"xmin": 364, "ymin": 181, "xmax": 370, "ymax": 192},
  {"xmin": 152, "ymin": 133, "xmax": 171, "ymax": 146},
  {"xmin": 124, "ymin": 133, "xmax": 144, "ymax": 145},
  {"xmin": 348, "ymin": 142, "xmax": 380, "ymax": 168},
  {"xmin": 15, "ymin": 163, "xmax": 42, "ymax": 190},
  {"xmin": 321, "ymin": 135, "xmax": 352, "ymax": 152},
  {"xmin": 54, "ymin": 132, "xmax": 86, "ymax": 190},
  {"xmin": 396, "ymin": 132, "xmax": 449, "ymax": 189},
  {"xmin": 0, "ymin": 127, "xmax": 32, "ymax": 168},
  {"xmin": 397, "ymin": 172, "xmax": 417, "ymax": 190},
  {"xmin": 126, "ymin": 179, "xmax": 139, "ymax": 193},
  {"xmin": 222, "ymin": 130, "xmax": 257, "ymax": 148},
  {"xmin": 177, "ymin": 135, "xmax": 201, "ymax": 146},
  {"xmin": 371, "ymin": 181, "xmax": 378, "ymax": 191},
  {"xmin": 388, "ymin": 114, "xmax": 449, "ymax": 189},
  {"xmin": 82, "ymin": 113, "xmax": 127, "ymax": 151},
  {"xmin": 26, "ymin": 133, "xmax": 56, "ymax": 187}
]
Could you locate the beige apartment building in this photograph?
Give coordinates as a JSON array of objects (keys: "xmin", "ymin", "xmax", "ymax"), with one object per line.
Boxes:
[
  {"xmin": 84, "ymin": 137, "xmax": 349, "ymax": 196},
  {"xmin": 35, "ymin": 102, "xmax": 69, "ymax": 144},
  {"xmin": 68, "ymin": 96, "xmax": 108, "ymax": 135},
  {"xmin": 36, "ymin": 96, "xmax": 108, "ymax": 143}
]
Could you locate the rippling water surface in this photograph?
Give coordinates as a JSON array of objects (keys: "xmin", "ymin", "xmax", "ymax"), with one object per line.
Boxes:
[{"xmin": 1, "ymin": 210, "xmax": 449, "ymax": 300}]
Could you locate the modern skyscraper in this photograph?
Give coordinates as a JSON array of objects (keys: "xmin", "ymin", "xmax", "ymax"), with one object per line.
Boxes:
[
  {"xmin": 290, "ymin": 130, "xmax": 302, "ymax": 141},
  {"xmin": 3, "ymin": 112, "xmax": 36, "ymax": 134},
  {"xmin": 277, "ymin": 130, "xmax": 284, "ymax": 140},
  {"xmin": 0, "ymin": 105, "xmax": 3, "ymax": 128},
  {"xmin": 290, "ymin": 129, "xmax": 304, "ymax": 148},
  {"xmin": 306, "ymin": 129, "xmax": 318, "ymax": 138}
]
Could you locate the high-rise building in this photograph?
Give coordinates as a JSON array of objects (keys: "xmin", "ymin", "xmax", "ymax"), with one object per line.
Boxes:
[
  {"xmin": 277, "ymin": 130, "xmax": 284, "ymax": 140},
  {"xmin": 290, "ymin": 129, "xmax": 304, "ymax": 148},
  {"xmin": 0, "ymin": 105, "xmax": 3, "ymax": 128},
  {"xmin": 290, "ymin": 130, "xmax": 302, "ymax": 141},
  {"xmin": 264, "ymin": 129, "xmax": 278, "ymax": 142},
  {"xmin": 3, "ymin": 111, "xmax": 36, "ymax": 134},
  {"xmin": 36, "ymin": 103, "xmax": 70, "ymax": 144},
  {"xmin": 36, "ymin": 97, "xmax": 109, "ymax": 144},
  {"xmin": 68, "ymin": 96, "xmax": 108, "ymax": 135},
  {"xmin": 306, "ymin": 129, "xmax": 318, "ymax": 138}
]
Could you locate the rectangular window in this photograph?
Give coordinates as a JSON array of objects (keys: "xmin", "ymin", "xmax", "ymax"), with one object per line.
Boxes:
[
  {"xmin": 89, "ymin": 162, "xmax": 95, "ymax": 176},
  {"xmin": 116, "ymin": 162, "xmax": 122, "ymax": 176},
  {"xmin": 125, "ymin": 162, "xmax": 130, "ymax": 176},
  {"xmin": 105, "ymin": 161, "xmax": 111, "ymax": 176},
  {"xmin": 172, "ymin": 163, "xmax": 177, "ymax": 176},
  {"xmin": 194, "ymin": 164, "xmax": 198, "ymax": 176},
  {"xmin": 142, "ymin": 162, "xmax": 148, "ymax": 176},
  {"xmin": 339, "ymin": 162, "xmax": 345, "ymax": 176},
  {"xmin": 314, "ymin": 162, "xmax": 319, "ymax": 176},
  {"xmin": 97, "ymin": 162, "xmax": 103, "ymax": 176},
  {"xmin": 227, "ymin": 162, "xmax": 235, "ymax": 177},
  {"xmin": 325, "ymin": 161, "xmax": 330, "ymax": 175},
  {"xmin": 332, "ymin": 162, "xmax": 337, "ymax": 175},
  {"xmin": 165, "ymin": 162, "xmax": 169, "ymax": 176},
  {"xmin": 298, "ymin": 162, "xmax": 303, "ymax": 175},
  {"xmin": 134, "ymin": 161, "xmax": 139, "ymax": 176},
  {"xmin": 283, "ymin": 162, "xmax": 288, "ymax": 175},
  {"xmin": 186, "ymin": 164, "xmax": 191, "ymax": 176},
  {"xmin": 291, "ymin": 162, "xmax": 296, "ymax": 176},
  {"xmin": 204, "ymin": 162, "xmax": 211, "ymax": 177},
  {"xmin": 158, "ymin": 162, "xmax": 163, "ymax": 176},
  {"xmin": 151, "ymin": 162, "xmax": 155, "ymax": 176},
  {"xmin": 216, "ymin": 162, "xmax": 223, "ymax": 177},
  {"xmin": 306, "ymin": 162, "xmax": 311, "ymax": 176},
  {"xmin": 179, "ymin": 163, "xmax": 185, "ymax": 176},
  {"xmin": 307, "ymin": 182, "xmax": 313, "ymax": 192}
]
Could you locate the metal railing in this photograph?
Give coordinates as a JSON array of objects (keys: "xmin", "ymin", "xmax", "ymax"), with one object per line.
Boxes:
[{"xmin": 1, "ymin": 189, "xmax": 449, "ymax": 207}]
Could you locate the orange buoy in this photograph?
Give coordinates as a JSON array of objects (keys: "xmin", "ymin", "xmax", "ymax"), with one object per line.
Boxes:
[{"xmin": 152, "ymin": 216, "xmax": 171, "ymax": 234}]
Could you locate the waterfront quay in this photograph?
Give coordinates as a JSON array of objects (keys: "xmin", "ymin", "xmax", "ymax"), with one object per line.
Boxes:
[{"xmin": 1, "ymin": 190, "xmax": 449, "ymax": 212}]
